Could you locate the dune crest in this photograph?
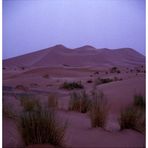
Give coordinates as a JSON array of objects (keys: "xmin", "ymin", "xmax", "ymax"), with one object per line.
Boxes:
[{"xmin": 3, "ymin": 45, "xmax": 145, "ymax": 68}]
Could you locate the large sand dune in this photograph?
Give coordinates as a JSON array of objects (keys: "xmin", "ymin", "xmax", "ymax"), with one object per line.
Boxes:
[{"xmin": 3, "ymin": 45, "xmax": 145, "ymax": 68}]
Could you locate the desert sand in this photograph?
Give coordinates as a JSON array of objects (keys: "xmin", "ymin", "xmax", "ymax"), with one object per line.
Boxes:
[{"xmin": 3, "ymin": 45, "xmax": 145, "ymax": 148}]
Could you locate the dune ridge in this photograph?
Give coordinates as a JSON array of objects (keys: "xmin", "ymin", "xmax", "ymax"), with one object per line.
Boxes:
[{"xmin": 3, "ymin": 45, "xmax": 145, "ymax": 68}]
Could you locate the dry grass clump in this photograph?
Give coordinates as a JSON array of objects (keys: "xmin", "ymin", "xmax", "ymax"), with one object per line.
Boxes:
[
  {"xmin": 95, "ymin": 77, "xmax": 113, "ymax": 85},
  {"xmin": 133, "ymin": 94, "xmax": 145, "ymax": 109},
  {"xmin": 119, "ymin": 105, "xmax": 138, "ymax": 130},
  {"xmin": 110, "ymin": 67, "xmax": 121, "ymax": 73},
  {"xmin": 15, "ymin": 85, "xmax": 29, "ymax": 91},
  {"xmin": 61, "ymin": 81, "xmax": 84, "ymax": 90},
  {"xmin": 48, "ymin": 93, "xmax": 58, "ymax": 109},
  {"xmin": 87, "ymin": 79, "xmax": 93, "ymax": 83},
  {"xmin": 3, "ymin": 102, "xmax": 16, "ymax": 119},
  {"xmin": 19, "ymin": 109, "xmax": 67, "ymax": 146},
  {"xmin": 43, "ymin": 74, "xmax": 50, "ymax": 79},
  {"xmin": 119, "ymin": 94, "xmax": 145, "ymax": 133},
  {"xmin": 18, "ymin": 94, "xmax": 41, "ymax": 112},
  {"xmin": 89, "ymin": 90, "xmax": 108, "ymax": 128},
  {"xmin": 69, "ymin": 90, "xmax": 91, "ymax": 113}
]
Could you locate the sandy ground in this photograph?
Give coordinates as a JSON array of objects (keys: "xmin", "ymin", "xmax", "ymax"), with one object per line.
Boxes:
[{"xmin": 3, "ymin": 64, "xmax": 145, "ymax": 148}]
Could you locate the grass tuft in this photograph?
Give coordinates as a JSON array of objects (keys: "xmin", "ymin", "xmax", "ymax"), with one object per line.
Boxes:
[
  {"xmin": 95, "ymin": 77, "xmax": 113, "ymax": 85},
  {"xmin": 89, "ymin": 90, "xmax": 108, "ymax": 128},
  {"xmin": 134, "ymin": 94, "xmax": 145, "ymax": 109},
  {"xmin": 18, "ymin": 94, "xmax": 41, "ymax": 112},
  {"xmin": 119, "ymin": 94, "xmax": 145, "ymax": 133},
  {"xmin": 69, "ymin": 90, "xmax": 91, "ymax": 113},
  {"xmin": 61, "ymin": 81, "xmax": 84, "ymax": 90},
  {"xmin": 19, "ymin": 109, "xmax": 66, "ymax": 146},
  {"xmin": 3, "ymin": 102, "xmax": 16, "ymax": 119}
]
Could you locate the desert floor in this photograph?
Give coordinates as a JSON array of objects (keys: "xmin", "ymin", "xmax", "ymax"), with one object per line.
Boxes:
[{"xmin": 3, "ymin": 66, "xmax": 145, "ymax": 148}]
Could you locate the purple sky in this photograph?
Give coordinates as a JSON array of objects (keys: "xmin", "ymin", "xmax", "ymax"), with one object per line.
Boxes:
[{"xmin": 3, "ymin": 0, "xmax": 145, "ymax": 59}]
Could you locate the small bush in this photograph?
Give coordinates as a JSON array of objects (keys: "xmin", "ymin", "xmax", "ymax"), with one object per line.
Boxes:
[
  {"xmin": 87, "ymin": 80, "xmax": 93, "ymax": 83},
  {"xmin": 119, "ymin": 105, "xmax": 138, "ymax": 130},
  {"xmin": 110, "ymin": 67, "xmax": 120, "ymax": 73},
  {"xmin": 95, "ymin": 77, "xmax": 113, "ymax": 85},
  {"xmin": 19, "ymin": 94, "xmax": 41, "ymax": 112},
  {"xmin": 94, "ymin": 71, "xmax": 99, "ymax": 75},
  {"xmin": 89, "ymin": 90, "xmax": 108, "ymax": 128},
  {"xmin": 3, "ymin": 102, "xmax": 16, "ymax": 119},
  {"xmin": 15, "ymin": 85, "xmax": 28, "ymax": 91},
  {"xmin": 48, "ymin": 94, "xmax": 58, "ymax": 109},
  {"xmin": 19, "ymin": 109, "xmax": 66, "ymax": 146},
  {"xmin": 119, "ymin": 94, "xmax": 145, "ymax": 133},
  {"xmin": 43, "ymin": 74, "xmax": 50, "ymax": 79},
  {"xmin": 134, "ymin": 94, "xmax": 145, "ymax": 109},
  {"xmin": 69, "ymin": 91, "xmax": 91, "ymax": 113},
  {"xmin": 61, "ymin": 81, "xmax": 84, "ymax": 90}
]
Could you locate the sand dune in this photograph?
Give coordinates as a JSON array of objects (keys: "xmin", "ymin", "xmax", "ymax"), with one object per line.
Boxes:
[
  {"xmin": 3, "ymin": 45, "xmax": 145, "ymax": 148},
  {"xmin": 3, "ymin": 45, "xmax": 145, "ymax": 68}
]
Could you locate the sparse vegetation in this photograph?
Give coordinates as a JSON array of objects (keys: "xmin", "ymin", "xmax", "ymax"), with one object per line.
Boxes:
[
  {"xmin": 61, "ymin": 81, "xmax": 84, "ymax": 90},
  {"xmin": 15, "ymin": 85, "xmax": 29, "ymax": 91},
  {"xmin": 95, "ymin": 77, "xmax": 113, "ymax": 85},
  {"xmin": 43, "ymin": 74, "xmax": 50, "ymax": 79},
  {"xmin": 19, "ymin": 94, "xmax": 41, "ymax": 112},
  {"xmin": 119, "ymin": 94, "xmax": 145, "ymax": 133},
  {"xmin": 114, "ymin": 76, "xmax": 122, "ymax": 81},
  {"xmin": 87, "ymin": 79, "xmax": 93, "ymax": 83},
  {"xmin": 69, "ymin": 90, "xmax": 91, "ymax": 113},
  {"xmin": 89, "ymin": 90, "xmax": 108, "ymax": 128},
  {"xmin": 110, "ymin": 67, "xmax": 120, "ymax": 73},
  {"xmin": 134, "ymin": 94, "xmax": 145, "ymax": 109},
  {"xmin": 19, "ymin": 109, "xmax": 66, "ymax": 146},
  {"xmin": 3, "ymin": 102, "xmax": 16, "ymax": 119},
  {"xmin": 94, "ymin": 71, "xmax": 99, "ymax": 75},
  {"xmin": 119, "ymin": 105, "xmax": 138, "ymax": 130}
]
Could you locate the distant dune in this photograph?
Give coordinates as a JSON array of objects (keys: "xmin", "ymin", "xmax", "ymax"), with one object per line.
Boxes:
[{"xmin": 3, "ymin": 45, "xmax": 145, "ymax": 68}]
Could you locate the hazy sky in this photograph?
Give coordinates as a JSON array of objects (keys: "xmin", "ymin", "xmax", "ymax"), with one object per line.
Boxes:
[{"xmin": 3, "ymin": 0, "xmax": 145, "ymax": 59}]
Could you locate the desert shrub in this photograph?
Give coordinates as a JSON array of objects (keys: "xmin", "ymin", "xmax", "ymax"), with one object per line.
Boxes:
[
  {"xmin": 119, "ymin": 94, "xmax": 145, "ymax": 133},
  {"xmin": 69, "ymin": 90, "xmax": 91, "ymax": 113},
  {"xmin": 48, "ymin": 94, "xmax": 58, "ymax": 109},
  {"xmin": 19, "ymin": 109, "xmax": 66, "ymax": 146},
  {"xmin": 89, "ymin": 90, "xmax": 108, "ymax": 128},
  {"xmin": 136, "ymin": 69, "xmax": 141, "ymax": 73},
  {"xmin": 100, "ymin": 78, "xmax": 113, "ymax": 84},
  {"xmin": 15, "ymin": 85, "xmax": 29, "ymax": 91},
  {"xmin": 87, "ymin": 80, "xmax": 93, "ymax": 83},
  {"xmin": 3, "ymin": 102, "xmax": 16, "ymax": 119},
  {"xmin": 114, "ymin": 77, "xmax": 122, "ymax": 81},
  {"xmin": 110, "ymin": 67, "xmax": 117, "ymax": 73},
  {"xmin": 61, "ymin": 81, "xmax": 84, "ymax": 90},
  {"xmin": 134, "ymin": 94, "xmax": 145, "ymax": 109},
  {"xmin": 119, "ymin": 105, "xmax": 138, "ymax": 130},
  {"xmin": 43, "ymin": 74, "xmax": 50, "ymax": 79},
  {"xmin": 18, "ymin": 94, "xmax": 41, "ymax": 112},
  {"xmin": 94, "ymin": 71, "xmax": 99, "ymax": 75},
  {"xmin": 130, "ymin": 69, "xmax": 133, "ymax": 73},
  {"xmin": 95, "ymin": 77, "xmax": 113, "ymax": 85},
  {"xmin": 110, "ymin": 67, "xmax": 120, "ymax": 73}
]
